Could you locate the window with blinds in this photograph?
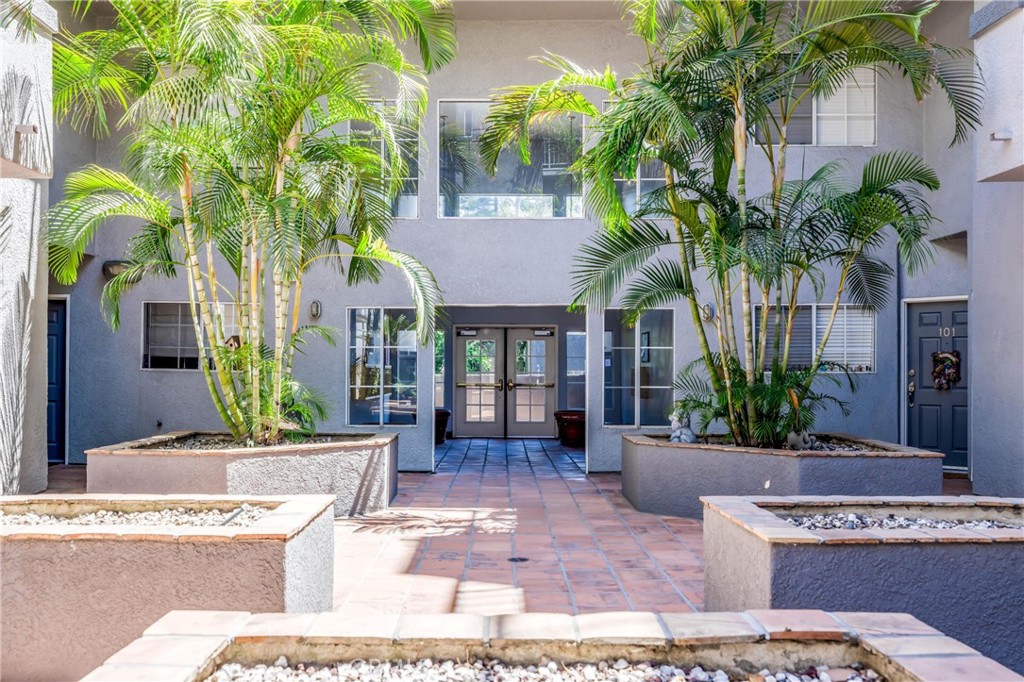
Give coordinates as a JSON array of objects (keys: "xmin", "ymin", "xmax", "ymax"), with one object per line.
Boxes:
[
  {"xmin": 754, "ymin": 69, "xmax": 876, "ymax": 146},
  {"xmin": 143, "ymin": 302, "xmax": 238, "ymax": 370},
  {"xmin": 754, "ymin": 304, "xmax": 875, "ymax": 373}
]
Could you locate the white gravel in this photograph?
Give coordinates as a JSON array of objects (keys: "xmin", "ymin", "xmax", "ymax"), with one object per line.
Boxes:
[
  {"xmin": 785, "ymin": 512, "xmax": 1021, "ymax": 531},
  {"xmin": 0, "ymin": 503, "xmax": 269, "ymax": 527},
  {"xmin": 205, "ymin": 658, "xmax": 881, "ymax": 682}
]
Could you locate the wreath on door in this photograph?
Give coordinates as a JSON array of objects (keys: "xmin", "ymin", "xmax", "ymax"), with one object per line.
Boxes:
[{"xmin": 931, "ymin": 350, "xmax": 961, "ymax": 391}]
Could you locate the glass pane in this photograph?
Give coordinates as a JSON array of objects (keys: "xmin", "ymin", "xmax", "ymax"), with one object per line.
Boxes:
[
  {"xmin": 788, "ymin": 114, "xmax": 814, "ymax": 144},
  {"xmin": 641, "ymin": 348, "xmax": 673, "ymax": 386},
  {"xmin": 382, "ymin": 347, "xmax": 417, "ymax": 385},
  {"xmin": 439, "ymin": 101, "xmax": 582, "ymax": 218},
  {"xmin": 350, "ymin": 308, "xmax": 382, "ymax": 349},
  {"xmin": 149, "ymin": 303, "xmax": 183, "ymax": 324},
  {"xmin": 638, "ymin": 310, "xmax": 673, "ymax": 347},
  {"xmin": 604, "ymin": 349, "xmax": 635, "ymax": 386},
  {"xmin": 566, "ymin": 331, "xmax": 586, "ymax": 358},
  {"xmin": 603, "ymin": 387, "xmax": 635, "ymax": 425},
  {"xmin": 467, "ymin": 405, "xmax": 481, "ymax": 422},
  {"xmin": 516, "ymin": 405, "xmax": 530, "ymax": 422},
  {"xmin": 530, "ymin": 406, "xmax": 545, "ymax": 422},
  {"xmin": 816, "ymin": 116, "xmax": 846, "ymax": 145},
  {"xmin": 847, "ymin": 116, "xmax": 875, "ymax": 145},
  {"xmin": 638, "ymin": 387, "xmax": 672, "ymax": 426},
  {"xmin": 567, "ymin": 382, "xmax": 586, "ymax": 410},
  {"xmin": 349, "ymin": 347, "xmax": 381, "ymax": 385},
  {"xmin": 383, "ymin": 386, "xmax": 416, "ymax": 425},
  {"xmin": 567, "ymin": 356, "xmax": 585, "ymax": 375},
  {"xmin": 603, "ymin": 310, "xmax": 635, "ymax": 348},
  {"xmin": 480, "ymin": 404, "xmax": 496, "ymax": 422},
  {"xmin": 384, "ymin": 308, "xmax": 416, "ymax": 347},
  {"xmin": 349, "ymin": 385, "xmax": 381, "ymax": 425}
]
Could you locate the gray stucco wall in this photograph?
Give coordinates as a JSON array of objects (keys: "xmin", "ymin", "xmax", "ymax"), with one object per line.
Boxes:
[{"xmin": 51, "ymin": 8, "xmax": 1003, "ymax": 476}]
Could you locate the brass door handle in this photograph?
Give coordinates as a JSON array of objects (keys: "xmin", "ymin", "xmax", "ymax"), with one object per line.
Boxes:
[
  {"xmin": 507, "ymin": 381, "xmax": 555, "ymax": 390},
  {"xmin": 457, "ymin": 380, "xmax": 505, "ymax": 391}
]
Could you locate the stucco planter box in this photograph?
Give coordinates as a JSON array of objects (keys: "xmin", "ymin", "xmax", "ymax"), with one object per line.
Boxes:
[
  {"xmin": 0, "ymin": 494, "xmax": 334, "ymax": 682},
  {"xmin": 86, "ymin": 431, "xmax": 398, "ymax": 517},
  {"xmin": 80, "ymin": 608, "xmax": 1023, "ymax": 681},
  {"xmin": 621, "ymin": 434, "xmax": 943, "ymax": 519},
  {"xmin": 703, "ymin": 495, "xmax": 1024, "ymax": 674}
]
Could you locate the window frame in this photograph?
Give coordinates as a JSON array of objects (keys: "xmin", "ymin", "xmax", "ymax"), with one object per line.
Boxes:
[
  {"xmin": 347, "ymin": 98, "xmax": 421, "ymax": 220},
  {"xmin": 753, "ymin": 303, "xmax": 877, "ymax": 374},
  {"xmin": 345, "ymin": 306, "xmax": 420, "ymax": 428},
  {"xmin": 755, "ymin": 69, "xmax": 877, "ymax": 148},
  {"xmin": 435, "ymin": 98, "xmax": 587, "ymax": 220},
  {"xmin": 140, "ymin": 301, "xmax": 237, "ymax": 372},
  {"xmin": 602, "ymin": 308, "xmax": 675, "ymax": 428}
]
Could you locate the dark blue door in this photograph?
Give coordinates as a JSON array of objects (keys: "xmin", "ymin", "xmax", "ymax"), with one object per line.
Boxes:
[{"xmin": 46, "ymin": 300, "xmax": 67, "ymax": 464}]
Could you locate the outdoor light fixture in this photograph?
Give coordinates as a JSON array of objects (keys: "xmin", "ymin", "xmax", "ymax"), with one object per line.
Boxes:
[
  {"xmin": 457, "ymin": 329, "xmax": 478, "ymax": 337},
  {"xmin": 990, "ymin": 128, "xmax": 1014, "ymax": 141},
  {"xmin": 309, "ymin": 300, "xmax": 322, "ymax": 319},
  {"xmin": 533, "ymin": 329, "xmax": 554, "ymax": 337},
  {"xmin": 101, "ymin": 260, "xmax": 130, "ymax": 281},
  {"xmin": 701, "ymin": 303, "xmax": 716, "ymax": 322}
]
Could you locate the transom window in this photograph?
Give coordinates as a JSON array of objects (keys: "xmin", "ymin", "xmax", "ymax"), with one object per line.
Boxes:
[
  {"xmin": 349, "ymin": 101, "xmax": 419, "ymax": 218},
  {"xmin": 348, "ymin": 308, "xmax": 418, "ymax": 425},
  {"xmin": 565, "ymin": 331, "xmax": 586, "ymax": 410},
  {"xmin": 143, "ymin": 302, "xmax": 236, "ymax": 370},
  {"xmin": 603, "ymin": 310, "xmax": 673, "ymax": 426},
  {"xmin": 438, "ymin": 101, "xmax": 583, "ymax": 218},
  {"xmin": 755, "ymin": 68, "xmax": 876, "ymax": 146},
  {"xmin": 754, "ymin": 304, "xmax": 875, "ymax": 372}
]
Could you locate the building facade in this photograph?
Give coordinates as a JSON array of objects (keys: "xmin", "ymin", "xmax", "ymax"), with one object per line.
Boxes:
[{"xmin": 45, "ymin": 1, "xmax": 1023, "ymax": 494}]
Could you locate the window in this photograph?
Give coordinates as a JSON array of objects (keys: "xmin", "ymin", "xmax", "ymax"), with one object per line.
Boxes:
[
  {"xmin": 755, "ymin": 68, "xmax": 876, "ymax": 146},
  {"xmin": 754, "ymin": 304, "xmax": 875, "ymax": 372},
  {"xmin": 349, "ymin": 101, "xmax": 419, "ymax": 218},
  {"xmin": 349, "ymin": 308, "xmax": 418, "ymax": 425},
  {"xmin": 438, "ymin": 101, "xmax": 583, "ymax": 218},
  {"xmin": 616, "ymin": 158, "xmax": 666, "ymax": 214},
  {"xmin": 143, "ymin": 302, "xmax": 237, "ymax": 370},
  {"xmin": 565, "ymin": 331, "xmax": 586, "ymax": 409},
  {"xmin": 603, "ymin": 310, "xmax": 673, "ymax": 426},
  {"xmin": 434, "ymin": 330, "xmax": 446, "ymax": 409}
]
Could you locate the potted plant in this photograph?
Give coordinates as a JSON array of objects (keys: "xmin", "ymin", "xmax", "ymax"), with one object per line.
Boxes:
[
  {"xmin": 479, "ymin": 0, "xmax": 981, "ymax": 515},
  {"xmin": 47, "ymin": 1, "xmax": 456, "ymax": 512}
]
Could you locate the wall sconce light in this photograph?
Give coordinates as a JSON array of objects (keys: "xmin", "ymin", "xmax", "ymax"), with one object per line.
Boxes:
[
  {"xmin": 700, "ymin": 303, "xmax": 716, "ymax": 322},
  {"xmin": 990, "ymin": 128, "xmax": 1014, "ymax": 141},
  {"xmin": 101, "ymin": 260, "xmax": 130, "ymax": 281},
  {"xmin": 309, "ymin": 300, "xmax": 322, "ymax": 319}
]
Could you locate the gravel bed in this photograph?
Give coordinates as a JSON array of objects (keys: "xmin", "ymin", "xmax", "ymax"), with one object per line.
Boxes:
[
  {"xmin": 786, "ymin": 512, "xmax": 1022, "ymax": 531},
  {"xmin": 142, "ymin": 434, "xmax": 367, "ymax": 451},
  {"xmin": 205, "ymin": 658, "xmax": 882, "ymax": 682},
  {"xmin": 0, "ymin": 503, "xmax": 269, "ymax": 527}
]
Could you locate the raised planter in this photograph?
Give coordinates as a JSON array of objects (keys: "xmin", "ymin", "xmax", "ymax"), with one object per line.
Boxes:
[
  {"xmin": 622, "ymin": 434, "xmax": 943, "ymax": 519},
  {"xmin": 703, "ymin": 495, "xmax": 1024, "ymax": 673},
  {"xmin": 0, "ymin": 494, "xmax": 334, "ymax": 682},
  {"xmin": 81, "ymin": 608, "xmax": 1022, "ymax": 681},
  {"xmin": 86, "ymin": 431, "xmax": 398, "ymax": 517}
]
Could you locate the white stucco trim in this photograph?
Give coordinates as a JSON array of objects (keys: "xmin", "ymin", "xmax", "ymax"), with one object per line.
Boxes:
[{"xmin": 899, "ymin": 295, "xmax": 970, "ymax": 475}]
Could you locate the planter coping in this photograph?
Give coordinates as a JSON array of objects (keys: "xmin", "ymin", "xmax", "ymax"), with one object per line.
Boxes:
[
  {"xmin": 86, "ymin": 431, "xmax": 397, "ymax": 458},
  {"xmin": 80, "ymin": 609, "xmax": 1023, "ymax": 682},
  {"xmin": 701, "ymin": 496, "xmax": 1024, "ymax": 545},
  {"xmin": 623, "ymin": 433, "xmax": 941, "ymax": 458},
  {"xmin": 0, "ymin": 495, "xmax": 334, "ymax": 542}
]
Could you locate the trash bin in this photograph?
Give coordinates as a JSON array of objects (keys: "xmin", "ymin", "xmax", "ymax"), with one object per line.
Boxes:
[
  {"xmin": 554, "ymin": 410, "xmax": 585, "ymax": 447},
  {"xmin": 434, "ymin": 409, "xmax": 451, "ymax": 445}
]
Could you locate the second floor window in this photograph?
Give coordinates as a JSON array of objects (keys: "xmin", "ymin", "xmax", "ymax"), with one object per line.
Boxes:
[
  {"xmin": 438, "ymin": 101, "xmax": 583, "ymax": 219},
  {"xmin": 756, "ymin": 68, "xmax": 876, "ymax": 147},
  {"xmin": 349, "ymin": 102, "xmax": 419, "ymax": 218}
]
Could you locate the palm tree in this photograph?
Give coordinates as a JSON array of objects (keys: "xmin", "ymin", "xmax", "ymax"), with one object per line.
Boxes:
[
  {"xmin": 480, "ymin": 0, "xmax": 981, "ymax": 446},
  {"xmin": 47, "ymin": 0, "xmax": 456, "ymax": 444}
]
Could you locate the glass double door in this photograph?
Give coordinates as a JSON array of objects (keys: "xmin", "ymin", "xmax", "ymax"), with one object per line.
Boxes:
[{"xmin": 454, "ymin": 327, "xmax": 557, "ymax": 438}]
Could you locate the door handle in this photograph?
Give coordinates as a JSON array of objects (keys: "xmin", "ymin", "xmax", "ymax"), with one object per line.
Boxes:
[
  {"xmin": 507, "ymin": 381, "xmax": 555, "ymax": 390},
  {"xmin": 907, "ymin": 381, "xmax": 916, "ymax": 395},
  {"xmin": 457, "ymin": 380, "xmax": 505, "ymax": 391}
]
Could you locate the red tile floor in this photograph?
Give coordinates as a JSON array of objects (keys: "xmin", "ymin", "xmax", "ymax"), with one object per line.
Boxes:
[{"xmin": 43, "ymin": 440, "xmax": 974, "ymax": 617}]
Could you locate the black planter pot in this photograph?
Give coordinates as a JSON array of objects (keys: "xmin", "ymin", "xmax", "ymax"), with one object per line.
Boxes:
[
  {"xmin": 554, "ymin": 410, "xmax": 585, "ymax": 448},
  {"xmin": 434, "ymin": 409, "xmax": 451, "ymax": 445}
]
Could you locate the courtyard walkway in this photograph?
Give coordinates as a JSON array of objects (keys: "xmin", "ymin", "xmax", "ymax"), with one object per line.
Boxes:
[{"xmin": 332, "ymin": 439, "xmax": 704, "ymax": 616}]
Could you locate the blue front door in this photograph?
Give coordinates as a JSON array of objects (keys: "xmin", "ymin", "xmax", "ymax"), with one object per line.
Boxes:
[{"xmin": 46, "ymin": 300, "xmax": 67, "ymax": 464}]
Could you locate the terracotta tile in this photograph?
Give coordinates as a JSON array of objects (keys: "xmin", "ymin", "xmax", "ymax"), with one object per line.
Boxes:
[
  {"xmin": 305, "ymin": 611, "xmax": 399, "ymax": 642},
  {"xmin": 832, "ymin": 612, "xmax": 942, "ymax": 637},
  {"xmin": 490, "ymin": 613, "xmax": 578, "ymax": 642},
  {"xmin": 575, "ymin": 611, "xmax": 668, "ymax": 645},
  {"xmin": 746, "ymin": 610, "xmax": 850, "ymax": 641},
  {"xmin": 144, "ymin": 610, "xmax": 251, "ymax": 637},
  {"xmin": 104, "ymin": 635, "xmax": 227, "ymax": 667},
  {"xmin": 891, "ymin": 654, "xmax": 1022, "ymax": 681},
  {"xmin": 661, "ymin": 612, "xmax": 764, "ymax": 645},
  {"xmin": 396, "ymin": 613, "xmax": 488, "ymax": 641},
  {"xmin": 236, "ymin": 613, "xmax": 319, "ymax": 641},
  {"xmin": 860, "ymin": 634, "xmax": 979, "ymax": 657}
]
